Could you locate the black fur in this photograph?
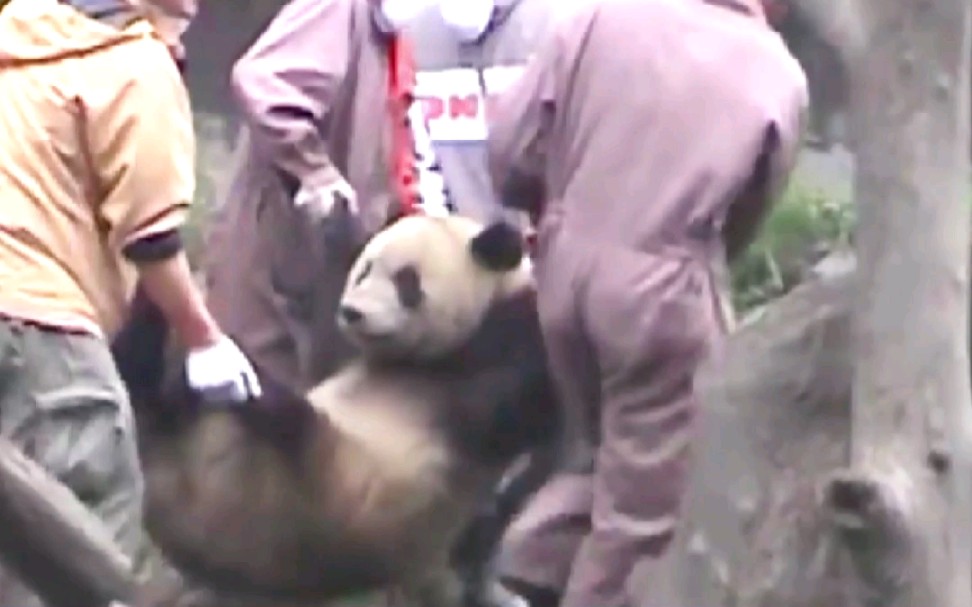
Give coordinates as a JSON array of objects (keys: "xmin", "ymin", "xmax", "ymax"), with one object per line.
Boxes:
[
  {"xmin": 470, "ymin": 222, "xmax": 525, "ymax": 272},
  {"xmin": 392, "ymin": 265, "xmax": 424, "ymax": 310},
  {"xmin": 111, "ymin": 287, "xmax": 319, "ymax": 462},
  {"xmin": 157, "ymin": 532, "xmax": 395, "ymax": 601},
  {"xmin": 111, "ymin": 285, "xmax": 169, "ymax": 403},
  {"xmin": 434, "ymin": 290, "xmax": 558, "ymax": 465}
]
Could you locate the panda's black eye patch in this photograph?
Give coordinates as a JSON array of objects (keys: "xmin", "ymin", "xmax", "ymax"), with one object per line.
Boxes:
[
  {"xmin": 392, "ymin": 265, "xmax": 424, "ymax": 310},
  {"xmin": 354, "ymin": 261, "xmax": 373, "ymax": 286}
]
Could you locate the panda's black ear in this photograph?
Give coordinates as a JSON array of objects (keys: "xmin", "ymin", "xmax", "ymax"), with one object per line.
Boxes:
[{"xmin": 470, "ymin": 221, "xmax": 524, "ymax": 271}]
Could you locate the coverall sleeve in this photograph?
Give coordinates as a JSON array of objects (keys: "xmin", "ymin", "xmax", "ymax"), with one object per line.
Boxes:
[
  {"xmin": 765, "ymin": 70, "xmax": 810, "ymax": 201},
  {"xmin": 724, "ymin": 67, "xmax": 810, "ymax": 261},
  {"xmin": 85, "ymin": 38, "xmax": 193, "ymax": 252},
  {"xmin": 231, "ymin": 0, "xmax": 352, "ymax": 190},
  {"xmin": 486, "ymin": 21, "xmax": 565, "ymax": 217}
]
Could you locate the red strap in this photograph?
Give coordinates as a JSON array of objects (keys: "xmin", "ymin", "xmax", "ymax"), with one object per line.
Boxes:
[{"xmin": 387, "ymin": 35, "xmax": 420, "ymax": 217}]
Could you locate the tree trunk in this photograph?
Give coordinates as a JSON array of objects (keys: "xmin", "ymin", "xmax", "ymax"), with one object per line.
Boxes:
[{"xmin": 834, "ymin": 1, "xmax": 972, "ymax": 604}]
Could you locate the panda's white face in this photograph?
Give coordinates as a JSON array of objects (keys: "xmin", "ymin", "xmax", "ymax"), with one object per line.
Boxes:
[{"xmin": 337, "ymin": 215, "xmax": 534, "ymax": 361}]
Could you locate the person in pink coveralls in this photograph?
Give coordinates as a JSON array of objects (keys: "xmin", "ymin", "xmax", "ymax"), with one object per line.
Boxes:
[{"xmin": 487, "ymin": 1, "xmax": 808, "ymax": 605}]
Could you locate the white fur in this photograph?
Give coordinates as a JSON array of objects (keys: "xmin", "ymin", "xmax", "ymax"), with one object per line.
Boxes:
[{"xmin": 339, "ymin": 215, "xmax": 534, "ymax": 361}]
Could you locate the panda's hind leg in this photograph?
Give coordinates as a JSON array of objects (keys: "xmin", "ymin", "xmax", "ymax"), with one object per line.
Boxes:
[{"xmin": 449, "ymin": 446, "xmax": 559, "ymax": 607}]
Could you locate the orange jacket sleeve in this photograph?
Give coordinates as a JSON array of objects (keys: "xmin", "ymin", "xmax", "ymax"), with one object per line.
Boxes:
[{"xmin": 83, "ymin": 35, "xmax": 194, "ymax": 252}]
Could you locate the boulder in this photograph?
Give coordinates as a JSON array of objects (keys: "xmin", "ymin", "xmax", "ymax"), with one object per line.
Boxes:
[{"xmin": 635, "ymin": 255, "xmax": 858, "ymax": 606}]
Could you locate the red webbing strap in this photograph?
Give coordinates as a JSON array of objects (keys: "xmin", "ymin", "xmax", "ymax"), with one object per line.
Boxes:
[{"xmin": 387, "ymin": 35, "xmax": 420, "ymax": 217}]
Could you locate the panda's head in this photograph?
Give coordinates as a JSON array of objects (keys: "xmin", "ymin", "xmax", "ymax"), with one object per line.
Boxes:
[{"xmin": 337, "ymin": 215, "xmax": 534, "ymax": 361}]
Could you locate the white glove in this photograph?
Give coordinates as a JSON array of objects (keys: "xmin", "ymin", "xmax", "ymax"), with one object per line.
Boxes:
[
  {"xmin": 185, "ymin": 335, "xmax": 263, "ymax": 403},
  {"xmin": 294, "ymin": 176, "xmax": 359, "ymax": 223}
]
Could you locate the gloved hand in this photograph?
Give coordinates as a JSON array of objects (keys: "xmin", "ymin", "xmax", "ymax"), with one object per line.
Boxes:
[
  {"xmin": 296, "ymin": 174, "xmax": 368, "ymax": 255},
  {"xmin": 185, "ymin": 335, "xmax": 262, "ymax": 404},
  {"xmin": 294, "ymin": 176, "xmax": 359, "ymax": 224}
]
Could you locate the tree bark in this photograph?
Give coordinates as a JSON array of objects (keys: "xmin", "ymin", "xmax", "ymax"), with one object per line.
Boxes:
[{"xmin": 834, "ymin": 0, "xmax": 972, "ymax": 605}]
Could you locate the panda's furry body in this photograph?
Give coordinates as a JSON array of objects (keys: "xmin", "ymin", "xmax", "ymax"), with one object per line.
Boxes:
[{"xmin": 112, "ymin": 216, "xmax": 560, "ymax": 604}]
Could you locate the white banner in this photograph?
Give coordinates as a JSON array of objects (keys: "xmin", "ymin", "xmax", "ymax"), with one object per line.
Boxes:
[{"xmin": 414, "ymin": 65, "xmax": 526, "ymax": 143}]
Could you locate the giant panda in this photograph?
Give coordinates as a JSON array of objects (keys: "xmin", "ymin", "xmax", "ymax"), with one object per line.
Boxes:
[{"xmin": 111, "ymin": 215, "xmax": 561, "ymax": 606}]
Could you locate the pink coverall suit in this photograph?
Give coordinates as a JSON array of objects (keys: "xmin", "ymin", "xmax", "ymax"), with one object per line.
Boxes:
[{"xmin": 486, "ymin": 1, "xmax": 808, "ymax": 605}]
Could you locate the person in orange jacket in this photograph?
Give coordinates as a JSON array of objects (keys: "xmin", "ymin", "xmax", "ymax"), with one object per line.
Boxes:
[{"xmin": 0, "ymin": 2, "xmax": 260, "ymax": 605}]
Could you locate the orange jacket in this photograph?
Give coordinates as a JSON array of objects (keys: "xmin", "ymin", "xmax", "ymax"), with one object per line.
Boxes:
[{"xmin": 0, "ymin": 0, "xmax": 194, "ymax": 337}]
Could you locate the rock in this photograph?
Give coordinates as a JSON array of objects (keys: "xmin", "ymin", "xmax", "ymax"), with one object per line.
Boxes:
[
  {"xmin": 639, "ymin": 244, "xmax": 972, "ymax": 605},
  {"xmin": 637, "ymin": 260, "xmax": 858, "ymax": 606}
]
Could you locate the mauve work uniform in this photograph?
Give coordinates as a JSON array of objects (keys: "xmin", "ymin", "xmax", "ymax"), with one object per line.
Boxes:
[
  {"xmin": 204, "ymin": 0, "xmax": 448, "ymax": 392},
  {"xmin": 487, "ymin": 1, "xmax": 808, "ymax": 605}
]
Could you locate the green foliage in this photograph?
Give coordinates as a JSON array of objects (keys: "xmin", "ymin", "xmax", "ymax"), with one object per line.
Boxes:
[{"xmin": 730, "ymin": 183, "xmax": 855, "ymax": 312}]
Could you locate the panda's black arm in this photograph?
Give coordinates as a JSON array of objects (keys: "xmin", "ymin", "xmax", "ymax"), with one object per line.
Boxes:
[
  {"xmin": 111, "ymin": 284, "xmax": 169, "ymax": 402},
  {"xmin": 450, "ymin": 442, "xmax": 560, "ymax": 568},
  {"xmin": 494, "ymin": 442, "xmax": 560, "ymax": 523},
  {"xmin": 446, "ymin": 348, "xmax": 559, "ymax": 464},
  {"xmin": 450, "ymin": 445, "xmax": 561, "ymax": 607},
  {"xmin": 446, "ymin": 350, "xmax": 562, "ymax": 606}
]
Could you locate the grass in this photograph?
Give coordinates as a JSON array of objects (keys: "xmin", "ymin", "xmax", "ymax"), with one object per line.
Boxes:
[{"xmin": 730, "ymin": 182, "xmax": 855, "ymax": 311}]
